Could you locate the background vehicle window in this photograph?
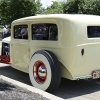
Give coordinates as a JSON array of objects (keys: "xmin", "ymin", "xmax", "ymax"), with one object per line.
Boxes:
[
  {"xmin": 32, "ymin": 23, "xmax": 58, "ymax": 41},
  {"xmin": 87, "ymin": 26, "xmax": 100, "ymax": 38},
  {"xmin": 14, "ymin": 24, "xmax": 28, "ymax": 39}
]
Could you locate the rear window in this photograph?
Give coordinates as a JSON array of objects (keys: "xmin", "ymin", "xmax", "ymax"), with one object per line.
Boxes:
[
  {"xmin": 14, "ymin": 24, "xmax": 28, "ymax": 39},
  {"xmin": 32, "ymin": 23, "xmax": 58, "ymax": 41},
  {"xmin": 87, "ymin": 26, "xmax": 100, "ymax": 38}
]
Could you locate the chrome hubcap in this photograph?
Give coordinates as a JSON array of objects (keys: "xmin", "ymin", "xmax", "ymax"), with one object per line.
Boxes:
[
  {"xmin": 33, "ymin": 61, "xmax": 47, "ymax": 84},
  {"xmin": 38, "ymin": 66, "xmax": 46, "ymax": 78}
]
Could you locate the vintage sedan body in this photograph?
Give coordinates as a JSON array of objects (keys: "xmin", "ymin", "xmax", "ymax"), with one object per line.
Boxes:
[{"xmin": 1, "ymin": 14, "xmax": 100, "ymax": 92}]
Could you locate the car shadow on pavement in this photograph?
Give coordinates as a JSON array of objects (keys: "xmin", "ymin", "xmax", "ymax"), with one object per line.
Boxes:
[
  {"xmin": 53, "ymin": 77, "xmax": 100, "ymax": 99},
  {"xmin": 0, "ymin": 65, "xmax": 32, "ymax": 86},
  {"xmin": 0, "ymin": 65, "xmax": 100, "ymax": 99},
  {"xmin": 0, "ymin": 80, "xmax": 16, "ymax": 91}
]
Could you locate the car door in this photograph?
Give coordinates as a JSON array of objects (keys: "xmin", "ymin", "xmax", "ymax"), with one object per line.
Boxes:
[{"xmin": 11, "ymin": 23, "xmax": 30, "ymax": 73}]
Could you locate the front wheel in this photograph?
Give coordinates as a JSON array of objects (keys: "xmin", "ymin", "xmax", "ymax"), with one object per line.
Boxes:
[{"xmin": 29, "ymin": 50, "xmax": 61, "ymax": 92}]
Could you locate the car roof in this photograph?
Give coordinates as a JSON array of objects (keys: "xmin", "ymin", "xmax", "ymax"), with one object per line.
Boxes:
[{"xmin": 12, "ymin": 14, "xmax": 100, "ymax": 24}]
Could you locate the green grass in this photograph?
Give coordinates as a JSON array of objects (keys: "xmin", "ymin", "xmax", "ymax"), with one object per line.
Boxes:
[{"xmin": 0, "ymin": 28, "xmax": 2, "ymax": 32}]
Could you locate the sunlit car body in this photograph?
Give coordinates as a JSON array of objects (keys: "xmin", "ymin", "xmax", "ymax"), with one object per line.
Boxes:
[{"xmin": 1, "ymin": 14, "xmax": 100, "ymax": 92}]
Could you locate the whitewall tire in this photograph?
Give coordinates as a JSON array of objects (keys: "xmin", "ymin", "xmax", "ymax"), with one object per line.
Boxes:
[{"xmin": 29, "ymin": 50, "xmax": 61, "ymax": 92}]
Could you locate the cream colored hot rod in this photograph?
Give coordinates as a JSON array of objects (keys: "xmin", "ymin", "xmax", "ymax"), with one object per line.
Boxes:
[{"xmin": 1, "ymin": 14, "xmax": 100, "ymax": 92}]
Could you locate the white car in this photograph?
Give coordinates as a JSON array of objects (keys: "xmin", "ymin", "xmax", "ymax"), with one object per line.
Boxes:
[{"xmin": 1, "ymin": 14, "xmax": 100, "ymax": 92}]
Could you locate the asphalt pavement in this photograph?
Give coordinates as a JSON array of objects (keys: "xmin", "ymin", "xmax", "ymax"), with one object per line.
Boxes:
[
  {"xmin": 0, "ymin": 79, "xmax": 48, "ymax": 100},
  {"xmin": 0, "ymin": 64, "xmax": 100, "ymax": 100},
  {"xmin": 0, "ymin": 64, "xmax": 63, "ymax": 100}
]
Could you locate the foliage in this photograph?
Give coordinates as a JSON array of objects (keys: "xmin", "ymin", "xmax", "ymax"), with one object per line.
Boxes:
[
  {"xmin": 0, "ymin": 0, "xmax": 36, "ymax": 24},
  {"xmin": 35, "ymin": 0, "xmax": 45, "ymax": 14},
  {"xmin": 63, "ymin": 0, "xmax": 100, "ymax": 15},
  {"xmin": 63, "ymin": 0, "xmax": 89, "ymax": 14},
  {"xmin": 90, "ymin": 0, "xmax": 100, "ymax": 15},
  {"xmin": 43, "ymin": 1, "xmax": 66, "ymax": 14}
]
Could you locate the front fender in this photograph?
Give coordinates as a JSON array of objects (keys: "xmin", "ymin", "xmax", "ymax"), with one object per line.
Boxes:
[{"xmin": 2, "ymin": 36, "xmax": 11, "ymax": 44}]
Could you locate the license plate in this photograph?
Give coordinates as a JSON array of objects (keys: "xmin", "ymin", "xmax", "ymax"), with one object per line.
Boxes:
[{"xmin": 92, "ymin": 70, "xmax": 100, "ymax": 79}]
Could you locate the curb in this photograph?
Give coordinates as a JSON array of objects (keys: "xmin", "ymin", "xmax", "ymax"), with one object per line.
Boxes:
[{"xmin": 0, "ymin": 75, "xmax": 64, "ymax": 100}]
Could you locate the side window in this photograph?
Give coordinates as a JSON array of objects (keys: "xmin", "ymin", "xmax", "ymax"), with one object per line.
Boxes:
[
  {"xmin": 14, "ymin": 24, "xmax": 28, "ymax": 39},
  {"xmin": 49, "ymin": 25, "xmax": 58, "ymax": 40},
  {"xmin": 32, "ymin": 23, "xmax": 58, "ymax": 41},
  {"xmin": 87, "ymin": 26, "xmax": 100, "ymax": 38}
]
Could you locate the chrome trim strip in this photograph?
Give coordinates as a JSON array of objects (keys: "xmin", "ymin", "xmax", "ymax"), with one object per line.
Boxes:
[{"xmin": 73, "ymin": 75, "xmax": 92, "ymax": 80}]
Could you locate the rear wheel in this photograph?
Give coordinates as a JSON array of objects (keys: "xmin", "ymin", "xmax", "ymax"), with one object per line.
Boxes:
[{"xmin": 29, "ymin": 50, "xmax": 61, "ymax": 92}]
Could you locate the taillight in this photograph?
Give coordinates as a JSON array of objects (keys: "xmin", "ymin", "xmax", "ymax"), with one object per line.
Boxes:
[{"xmin": 81, "ymin": 49, "xmax": 84, "ymax": 56}]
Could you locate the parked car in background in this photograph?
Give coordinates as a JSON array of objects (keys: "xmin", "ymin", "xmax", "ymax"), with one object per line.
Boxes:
[{"xmin": 1, "ymin": 14, "xmax": 100, "ymax": 92}]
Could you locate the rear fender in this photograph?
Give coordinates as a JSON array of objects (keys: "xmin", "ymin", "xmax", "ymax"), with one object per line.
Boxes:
[{"xmin": 59, "ymin": 62, "xmax": 73, "ymax": 80}]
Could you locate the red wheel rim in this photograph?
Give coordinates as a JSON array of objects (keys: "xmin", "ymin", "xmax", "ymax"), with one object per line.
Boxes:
[{"xmin": 33, "ymin": 61, "xmax": 47, "ymax": 84}]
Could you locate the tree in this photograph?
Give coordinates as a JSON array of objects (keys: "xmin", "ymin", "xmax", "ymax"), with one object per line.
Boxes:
[
  {"xmin": 35, "ymin": 0, "xmax": 45, "ymax": 14},
  {"xmin": 90, "ymin": 0, "xmax": 100, "ymax": 15},
  {"xmin": 63, "ymin": 0, "xmax": 100, "ymax": 15},
  {"xmin": 43, "ymin": 1, "xmax": 66, "ymax": 14},
  {"xmin": 63, "ymin": 0, "xmax": 89, "ymax": 14},
  {"xmin": 0, "ymin": 0, "xmax": 9, "ymax": 24},
  {"xmin": 0, "ymin": 0, "xmax": 36, "ymax": 24}
]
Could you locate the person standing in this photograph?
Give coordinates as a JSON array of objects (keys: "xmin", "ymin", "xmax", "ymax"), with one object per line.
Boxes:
[
  {"xmin": 20, "ymin": 26, "xmax": 28, "ymax": 39},
  {"xmin": 2, "ymin": 26, "xmax": 7, "ymax": 38}
]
